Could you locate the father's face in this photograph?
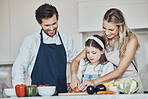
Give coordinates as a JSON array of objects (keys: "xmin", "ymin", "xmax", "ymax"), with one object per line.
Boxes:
[{"xmin": 39, "ymin": 14, "xmax": 58, "ymax": 37}]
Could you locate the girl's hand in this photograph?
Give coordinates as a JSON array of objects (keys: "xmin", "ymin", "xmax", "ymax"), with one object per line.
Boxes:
[
  {"xmin": 70, "ymin": 74, "xmax": 80, "ymax": 89},
  {"xmin": 78, "ymin": 80, "xmax": 95, "ymax": 92}
]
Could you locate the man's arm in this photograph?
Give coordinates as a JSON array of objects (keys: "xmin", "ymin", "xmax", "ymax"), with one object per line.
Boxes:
[{"xmin": 12, "ymin": 37, "xmax": 33, "ymax": 87}]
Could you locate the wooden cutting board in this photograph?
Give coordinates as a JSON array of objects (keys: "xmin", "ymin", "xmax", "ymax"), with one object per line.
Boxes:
[{"xmin": 58, "ymin": 92, "xmax": 89, "ymax": 96}]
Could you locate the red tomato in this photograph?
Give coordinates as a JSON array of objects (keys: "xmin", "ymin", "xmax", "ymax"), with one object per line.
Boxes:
[
  {"xmin": 38, "ymin": 85, "xmax": 44, "ymax": 87},
  {"xmin": 73, "ymin": 87, "xmax": 81, "ymax": 93}
]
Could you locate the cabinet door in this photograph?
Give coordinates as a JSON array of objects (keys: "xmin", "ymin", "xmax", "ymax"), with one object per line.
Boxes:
[
  {"xmin": 9, "ymin": 0, "xmax": 41, "ymax": 62},
  {"xmin": 78, "ymin": 0, "xmax": 148, "ymax": 32},
  {"xmin": 0, "ymin": 0, "xmax": 10, "ymax": 64}
]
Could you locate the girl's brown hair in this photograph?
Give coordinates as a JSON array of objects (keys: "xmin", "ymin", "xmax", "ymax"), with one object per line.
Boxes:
[{"xmin": 85, "ymin": 35, "xmax": 107, "ymax": 64}]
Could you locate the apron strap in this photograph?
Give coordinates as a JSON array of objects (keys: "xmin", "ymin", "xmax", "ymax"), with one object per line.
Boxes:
[
  {"xmin": 131, "ymin": 61, "xmax": 138, "ymax": 72},
  {"xmin": 58, "ymin": 32, "xmax": 64, "ymax": 44},
  {"xmin": 40, "ymin": 29, "xmax": 43, "ymax": 43}
]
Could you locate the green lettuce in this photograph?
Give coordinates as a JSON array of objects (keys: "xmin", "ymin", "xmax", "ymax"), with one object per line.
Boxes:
[{"xmin": 117, "ymin": 77, "xmax": 140, "ymax": 94}]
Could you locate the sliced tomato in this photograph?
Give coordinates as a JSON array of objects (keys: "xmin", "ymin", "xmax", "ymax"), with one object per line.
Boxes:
[{"xmin": 73, "ymin": 87, "xmax": 81, "ymax": 93}]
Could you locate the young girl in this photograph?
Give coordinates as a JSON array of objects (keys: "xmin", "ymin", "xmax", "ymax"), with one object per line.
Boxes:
[{"xmin": 77, "ymin": 35, "xmax": 114, "ymax": 84}]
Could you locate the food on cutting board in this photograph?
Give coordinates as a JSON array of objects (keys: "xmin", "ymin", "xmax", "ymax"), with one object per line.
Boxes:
[
  {"xmin": 103, "ymin": 81, "xmax": 119, "ymax": 94},
  {"xmin": 73, "ymin": 87, "xmax": 81, "ymax": 93},
  {"xmin": 103, "ymin": 81, "xmax": 119, "ymax": 87},
  {"xmin": 97, "ymin": 90, "xmax": 115, "ymax": 94},
  {"xmin": 95, "ymin": 84, "xmax": 106, "ymax": 92},
  {"xmin": 86, "ymin": 85, "xmax": 96, "ymax": 94},
  {"xmin": 86, "ymin": 84, "xmax": 115, "ymax": 95}
]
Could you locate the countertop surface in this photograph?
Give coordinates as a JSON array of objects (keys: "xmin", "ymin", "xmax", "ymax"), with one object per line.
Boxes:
[{"xmin": 3, "ymin": 94, "xmax": 148, "ymax": 99}]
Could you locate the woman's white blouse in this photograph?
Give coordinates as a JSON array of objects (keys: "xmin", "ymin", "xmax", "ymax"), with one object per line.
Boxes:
[{"xmin": 12, "ymin": 30, "xmax": 78, "ymax": 87}]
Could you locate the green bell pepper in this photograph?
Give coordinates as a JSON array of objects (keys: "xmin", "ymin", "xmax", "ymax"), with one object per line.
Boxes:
[{"xmin": 26, "ymin": 85, "xmax": 37, "ymax": 96}]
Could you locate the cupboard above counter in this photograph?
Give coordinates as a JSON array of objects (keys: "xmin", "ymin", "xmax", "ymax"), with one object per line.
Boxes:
[
  {"xmin": 0, "ymin": 0, "xmax": 40, "ymax": 65},
  {"xmin": 0, "ymin": 0, "xmax": 80, "ymax": 64},
  {"xmin": 0, "ymin": 0, "xmax": 10, "ymax": 64},
  {"xmin": 78, "ymin": 0, "xmax": 148, "ymax": 32}
]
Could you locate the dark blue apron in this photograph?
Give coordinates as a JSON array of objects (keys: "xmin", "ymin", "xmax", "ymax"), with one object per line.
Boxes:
[{"xmin": 31, "ymin": 30, "xmax": 67, "ymax": 93}]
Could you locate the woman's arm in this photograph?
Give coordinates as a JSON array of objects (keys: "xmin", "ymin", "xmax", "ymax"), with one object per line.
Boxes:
[
  {"xmin": 78, "ymin": 35, "xmax": 138, "ymax": 91},
  {"xmin": 70, "ymin": 48, "xmax": 86, "ymax": 89}
]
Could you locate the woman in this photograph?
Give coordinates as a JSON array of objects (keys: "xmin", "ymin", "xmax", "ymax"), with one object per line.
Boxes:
[{"xmin": 70, "ymin": 8, "xmax": 144, "ymax": 92}]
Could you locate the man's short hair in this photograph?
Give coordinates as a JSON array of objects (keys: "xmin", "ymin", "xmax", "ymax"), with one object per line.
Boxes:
[{"xmin": 35, "ymin": 3, "xmax": 59, "ymax": 24}]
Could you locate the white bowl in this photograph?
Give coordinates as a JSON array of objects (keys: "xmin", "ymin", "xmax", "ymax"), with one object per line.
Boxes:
[
  {"xmin": 37, "ymin": 86, "xmax": 56, "ymax": 96},
  {"xmin": 4, "ymin": 88, "xmax": 16, "ymax": 97},
  {"xmin": 108, "ymin": 86, "xmax": 119, "ymax": 94}
]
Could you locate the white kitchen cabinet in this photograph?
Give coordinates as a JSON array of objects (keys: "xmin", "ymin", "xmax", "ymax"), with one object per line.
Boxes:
[
  {"xmin": 0, "ymin": 0, "xmax": 10, "ymax": 64},
  {"xmin": 78, "ymin": 0, "xmax": 148, "ymax": 32},
  {"xmin": 9, "ymin": 0, "xmax": 41, "ymax": 62},
  {"xmin": 0, "ymin": 0, "xmax": 42, "ymax": 64},
  {"xmin": 0, "ymin": 0, "xmax": 80, "ymax": 64}
]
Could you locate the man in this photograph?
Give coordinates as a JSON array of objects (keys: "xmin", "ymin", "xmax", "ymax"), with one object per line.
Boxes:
[{"xmin": 12, "ymin": 3, "xmax": 77, "ymax": 93}]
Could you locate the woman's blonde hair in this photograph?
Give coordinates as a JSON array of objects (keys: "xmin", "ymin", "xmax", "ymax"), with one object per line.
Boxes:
[{"xmin": 102, "ymin": 8, "xmax": 140, "ymax": 59}]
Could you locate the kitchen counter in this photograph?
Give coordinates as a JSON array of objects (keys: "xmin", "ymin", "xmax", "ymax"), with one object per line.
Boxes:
[{"xmin": 3, "ymin": 94, "xmax": 148, "ymax": 99}]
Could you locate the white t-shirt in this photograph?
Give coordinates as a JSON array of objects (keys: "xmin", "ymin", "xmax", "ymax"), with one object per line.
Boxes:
[{"xmin": 77, "ymin": 59, "xmax": 115, "ymax": 83}]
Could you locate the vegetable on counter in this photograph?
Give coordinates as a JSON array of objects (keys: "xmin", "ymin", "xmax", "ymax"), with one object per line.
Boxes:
[
  {"xmin": 26, "ymin": 85, "xmax": 37, "ymax": 97},
  {"xmin": 15, "ymin": 84, "xmax": 26, "ymax": 97},
  {"xmin": 86, "ymin": 85, "xmax": 95, "ymax": 94},
  {"xmin": 38, "ymin": 84, "xmax": 50, "ymax": 87},
  {"xmin": 95, "ymin": 84, "xmax": 106, "ymax": 92},
  {"xmin": 117, "ymin": 77, "xmax": 140, "ymax": 94},
  {"xmin": 86, "ymin": 84, "xmax": 116, "ymax": 95},
  {"xmin": 38, "ymin": 85, "xmax": 44, "ymax": 87},
  {"xmin": 103, "ymin": 81, "xmax": 119, "ymax": 91}
]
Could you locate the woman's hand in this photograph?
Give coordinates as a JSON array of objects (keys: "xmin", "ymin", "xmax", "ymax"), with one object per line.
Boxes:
[
  {"xmin": 78, "ymin": 80, "xmax": 95, "ymax": 92},
  {"xmin": 70, "ymin": 74, "xmax": 80, "ymax": 89}
]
